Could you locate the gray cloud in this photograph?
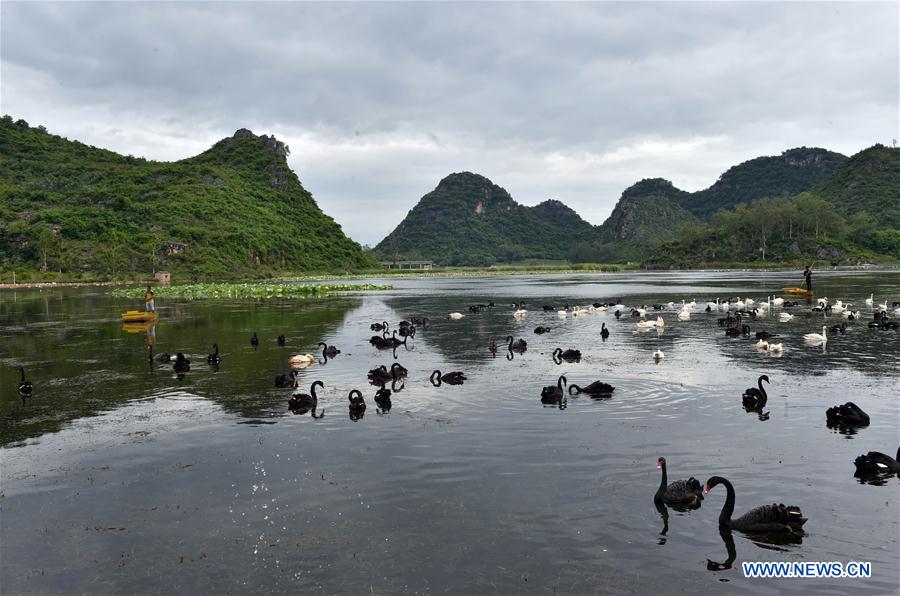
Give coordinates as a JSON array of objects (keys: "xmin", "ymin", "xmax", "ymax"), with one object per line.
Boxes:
[{"xmin": 2, "ymin": 2, "xmax": 897, "ymax": 244}]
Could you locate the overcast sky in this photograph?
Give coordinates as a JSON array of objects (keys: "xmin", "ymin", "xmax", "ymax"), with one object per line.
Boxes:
[{"xmin": 2, "ymin": 2, "xmax": 897, "ymax": 245}]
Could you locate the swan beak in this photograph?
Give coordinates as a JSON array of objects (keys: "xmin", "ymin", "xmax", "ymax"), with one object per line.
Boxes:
[{"xmin": 704, "ymin": 484, "xmax": 711, "ymax": 494}]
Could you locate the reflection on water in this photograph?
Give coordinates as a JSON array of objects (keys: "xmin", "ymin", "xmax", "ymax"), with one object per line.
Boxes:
[{"xmin": 1, "ymin": 270, "xmax": 899, "ymax": 594}]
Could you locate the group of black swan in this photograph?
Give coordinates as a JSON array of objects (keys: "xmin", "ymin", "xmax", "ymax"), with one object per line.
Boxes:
[
  {"xmin": 655, "ymin": 458, "xmax": 807, "ymax": 534},
  {"xmin": 12, "ymin": 288, "xmax": 898, "ymax": 540}
]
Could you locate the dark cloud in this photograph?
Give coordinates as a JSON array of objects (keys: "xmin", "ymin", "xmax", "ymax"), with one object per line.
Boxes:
[{"xmin": 2, "ymin": 2, "xmax": 897, "ymax": 244}]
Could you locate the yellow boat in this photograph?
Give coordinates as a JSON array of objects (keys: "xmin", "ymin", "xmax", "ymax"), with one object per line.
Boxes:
[
  {"xmin": 121, "ymin": 310, "xmax": 159, "ymax": 323},
  {"xmin": 122, "ymin": 320, "xmax": 157, "ymax": 333},
  {"xmin": 782, "ymin": 287, "xmax": 814, "ymax": 297}
]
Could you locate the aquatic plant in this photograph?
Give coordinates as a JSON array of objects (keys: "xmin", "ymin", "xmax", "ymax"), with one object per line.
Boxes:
[{"xmin": 112, "ymin": 282, "xmax": 391, "ymax": 300}]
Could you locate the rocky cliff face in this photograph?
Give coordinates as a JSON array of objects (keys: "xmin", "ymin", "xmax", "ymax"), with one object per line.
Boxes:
[{"xmin": 599, "ymin": 179, "xmax": 694, "ymax": 242}]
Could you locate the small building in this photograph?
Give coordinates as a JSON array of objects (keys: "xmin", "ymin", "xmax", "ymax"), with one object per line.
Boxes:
[
  {"xmin": 379, "ymin": 260, "xmax": 434, "ymax": 270},
  {"xmin": 154, "ymin": 271, "xmax": 172, "ymax": 285}
]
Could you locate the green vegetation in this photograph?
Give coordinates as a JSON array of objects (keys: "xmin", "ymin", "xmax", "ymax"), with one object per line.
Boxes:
[
  {"xmin": 811, "ymin": 144, "xmax": 900, "ymax": 229},
  {"xmin": 372, "ymin": 173, "xmax": 595, "ymax": 266},
  {"xmin": 677, "ymin": 147, "xmax": 847, "ymax": 219},
  {"xmin": 111, "ymin": 282, "xmax": 392, "ymax": 300},
  {"xmin": 0, "ymin": 117, "xmax": 374, "ymax": 279},
  {"xmin": 649, "ymin": 191, "xmax": 899, "ymax": 268}
]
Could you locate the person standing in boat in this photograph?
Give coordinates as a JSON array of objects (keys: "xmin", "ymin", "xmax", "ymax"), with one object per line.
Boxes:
[
  {"xmin": 145, "ymin": 285, "xmax": 155, "ymax": 312},
  {"xmin": 802, "ymin": 264, "xmax": 813, "ymax": 292}
]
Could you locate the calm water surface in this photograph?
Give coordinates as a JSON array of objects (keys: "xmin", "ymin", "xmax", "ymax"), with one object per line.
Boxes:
[{"xmin": 2, "ymin": 270, "xmax": 899, "ymax": 594}]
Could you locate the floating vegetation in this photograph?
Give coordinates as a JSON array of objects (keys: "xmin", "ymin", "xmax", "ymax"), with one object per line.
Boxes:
[{"xmin": 112, "ymin": 282, "xmax": 392, "ymax": 300}]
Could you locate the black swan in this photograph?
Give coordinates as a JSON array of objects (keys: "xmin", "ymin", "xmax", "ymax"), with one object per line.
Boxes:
[
  {"xmin": 601, "ymin": 323, "xmax": 609, "ymax": 339},
  {"xmin": 275, "ymin": 370, "xmax": 298, "ymax": 388},
  {"xmin": 541, "ymin": 375, "xmax": 567, "ymax": 403},
  {"xmin": 207, "ymin": 344, "xmax": 221, "ymax": 365},
  {"xmin": 826, "ymin": 402, "xmax": 870, "ymax": 427},
  {"xmin": 398, "ymin": 325, "xmax": 416, "ymax": 338},
  {"xmin": 318, "ymin": 342, "xmax": 340, "ymax": 357},
  {"xmin": 386, "ymin": 331, "xmax": 408, "ymax": 347},
  {"xmin": 370, "ymin": 321, "xmax": 388, "ymax": 331},
  {"xmin": 251, "ymin": 332, "xmax": 259, "ymax": 347},
  {"xmin": 374, "ymin": 383, "xmax": 392, "ymax": 410},
  {"xmin": 348, "ymin": 389, "xmax": 366, "ymax": 412},
  {"xmin": 507, "ymin": 336, "xmax": 527, "ymax": 352},
  {"xmin": 290, "ymin": 380, "xmax": 324, "ymax": 410},
  {"xmin": 755, "ymin": 331, "xmax": 777, "ymax": 340},
  {"xmin": 153, "ymin": 352, "xmax": 173, "ymax": 363},
  {"xmin": 742, "ymin": 375, "xmax": 770, "ymax": 410},
  {"xmin": 854, "ymin": 447, "xmax": 900, "ymax": 476},
  {"xmin": 17, "ymin": 367, "xmax": 33, "ymax": 398},
  {"xmin": 390, "ymin": 362, "xmax": 408, "ymax": 378},
  {"xmin": 430, "ymin": 369, "xmax": 466, "ymax": 386},
  {"xmin": 654, "ymin": 457, "xmax": 703, "ymax": 508},
  {"xmin": 552, "ymin": 347, "xmax": 581, "ymax": 362},
  {"xmin": 828, "ymin": 322, "xmax": 847, "ymax": 334},
  {"xmin": 542, "ymin": 305, "xmax": 555, "ymax": 312},
  {"xmin": 534, "ymin": 326, "xmax": 551, "ymax": 335},
  {"xmin": 277, "ymin": 334, "xmax": 286, "ymax": 346},
  {"xmin": 568, "ymin": 381, "xmax": 615, "ymax": 396},
  {"xmin": 173, "ymin": 353, "xmax": 191, "ymax": 373},
  {"xmin": 705, "ymin": 476, "xmax": 807, "ymax": 533},
  {"xmin": 368, "ymin": 365, "xmax": 392, "ymax": 384}
]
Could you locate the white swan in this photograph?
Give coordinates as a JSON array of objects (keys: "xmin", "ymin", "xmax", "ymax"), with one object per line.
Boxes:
[
  {"xmin": 448, "ymin": 312, "xmax": 464, "ymax": 320},
  {"xmin": 803, "ymin": 326, "xmax": 828, "ymax": 344},
  {"xmin": 779, "ymin": 312, "xmax": 794, "ymax": 322},
  {"xmin": 513, "ymin": 309, "xmax": 528, "ymax": 318},
  {"xmin": 756, "ymin": 339, "xmax": 769, "ymax": 350},
  {"xmin": 768, "ymin": 343, "xmax": 783, "ymax": 353},
  {"xmin": 289, "ymin": 353, "xmax": 316, "ymax": 367},
  {"xmin": 877, "ymin": 300, "xmax": 888, "ymax": 312},
  {"xmin": 865, "ymin": 293, "xmax": 873, "ymax": 306},
  {"xmin": 772, "ymin": 296, "xmax": 784, "ymax": 307},
  {"xmin": 636, "ymin": 320, "xmax": 656, "ymax": 330},
  {"xmin": 677, "ymin": 309, "xmax": 691, "ymax": 321},
  {"xmin": 656, "ymin": 316, "xmax": 665, "ymax": 328},
  {"xmin": 653, "ymin": 349, "xmax": 664, "ymax": 361},
  {"xmin": 842, "ymin": 309, "xmax": 860, "ymax": 319}
]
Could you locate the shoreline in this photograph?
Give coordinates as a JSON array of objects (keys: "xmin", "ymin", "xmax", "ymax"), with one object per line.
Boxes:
[{"xmin": 2, "ymin": 264, "xmax": 898, "ymax": 290}]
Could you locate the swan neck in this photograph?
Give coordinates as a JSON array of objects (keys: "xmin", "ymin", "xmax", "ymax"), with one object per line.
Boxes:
[
  {"xmin": 657, "ymin": 462, "xmax": 667, "ymax": 498},
  {"xmin": 719, "ymin": 478, "xmax": 735, "ymax": 526}
]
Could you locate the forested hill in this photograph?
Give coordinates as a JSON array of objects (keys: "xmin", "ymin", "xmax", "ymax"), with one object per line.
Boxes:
[
  {"xmin": 372, "ymin": 172, "xmax": 595, "ymax": 265},
  {"xmin": 647, "ymin": 144, "xmax": 900, "ymax": 267},
  {"xmin": 0, "ymin": 117, "xmax": 374, "ymax": 276},
  {"xmin": 810, "ymin": 144, "xmax": 900, "ymax": 229},
  {"xmin": 676, "ymin": 147, "xmax": 847, "ymax": 219}
]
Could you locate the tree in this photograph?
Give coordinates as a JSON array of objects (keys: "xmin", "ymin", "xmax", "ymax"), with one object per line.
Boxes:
[{"xmin": 36, "ymin": 226, "xmax": 58, "ymax": 272}]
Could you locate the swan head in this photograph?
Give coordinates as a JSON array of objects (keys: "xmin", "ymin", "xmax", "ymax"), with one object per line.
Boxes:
[
  {"xmin": 657, "ymin": 457, "xmax": 666, "ymax": 469},
  {"xmin": 704, "ymin": 476, "xmax": 726, "ymax": 494},
  {"xmin": 760, "ymin": 375, "xmax": 770, "ymax": 384}
]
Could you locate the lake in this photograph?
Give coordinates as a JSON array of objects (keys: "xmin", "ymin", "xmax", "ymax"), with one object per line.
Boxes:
[{"xmin": 1, "ymin": 270, "xmax": 898, "ymax": 594}]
